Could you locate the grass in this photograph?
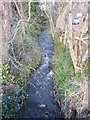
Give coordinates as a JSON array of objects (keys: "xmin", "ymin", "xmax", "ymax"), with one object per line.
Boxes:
[
  {"xmin": 50, "ymin": 43, "xmax": 84, "ymax": 101},
  {"xmin": 50, "ymin": 45, "xmax": 75, "ymax": 100},
  {"xmin": 50, "ymin": 43, "xmax": 88, "ymax": 117}
]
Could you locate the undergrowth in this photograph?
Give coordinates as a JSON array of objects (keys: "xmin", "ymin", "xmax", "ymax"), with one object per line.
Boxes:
[
  {"xmin": 50, "ymin": 44, "xmax": 88, "ymax": 118},
  {"xmin": 2, "ymin": 2, "xmax": 47, "ymax": 118},
  {"xmin": 50, "ymin": 45, "xmax": 75, "ymax": 100},
  {"xmin": 2, "ymin": 38, "xmax": 41, "ymax": 118}
]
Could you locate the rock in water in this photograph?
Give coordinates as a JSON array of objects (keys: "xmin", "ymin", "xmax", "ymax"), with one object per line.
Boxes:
[
  {"xmin": 39, "ymin": 104, "xmax": 46, "ymax": 108},
  {"xmin": 49, "ymin": 70, "xmax": 54, "ymax": 77},
  {"xmin": 44, "ymin": 112, "xmax": 49, "ymax": 118}
]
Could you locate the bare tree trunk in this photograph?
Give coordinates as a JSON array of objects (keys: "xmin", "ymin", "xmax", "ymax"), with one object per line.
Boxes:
[
  {"xmin": 79, "ymin": 40, "xmax": 82, "ymax": 66},
  {"xmin": 75, "ymin": 39, "xmax": 79, "ymax": 66},
  {"xmin": 1, "ymin": 2, "xmax": 12, "ymax": 60},
  {"xmin": 45, "ymin": 4, "xmax": 55, "ymax": 39},
  {"xmin": 0, "ymin": 1, "xmax": 13, "ymax": 119},
  {"xmin": 19, "ymin": 2, "xmax": 25, "ymax": 37},
  {"xmin": 68, "ymin": 3, "xmax": 79, "ymax": 72},
  {"xmin": 4, "ymin": 3, "xmax": 12, "ymax": 39},
  {"xmin": 0, "ymin": 1, "xmax": 3, "ymax": 119}
]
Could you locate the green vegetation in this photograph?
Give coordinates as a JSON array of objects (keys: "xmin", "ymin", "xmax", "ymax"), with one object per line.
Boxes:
[
  {"xmin": 2, "ymin": 39, "xmax": 41, "ymax": 118},
  {"xmin": 1, "ymin": 1, "xmax": 88, "ymax": 119},
  {"xmin": 50, "ymin": 42, "xmax": 88, "ymax": 117},
  {"xmin": 50, "ymin": 44, "xmax": 83, "ymax": 101},
  {"xmin": 25, "ymin": 2, "xmax": 48, "ymax": 39},
  {"xmin": 54, "ymin": 32, "xmax": 62, "ymax": 54},
  {"xmin": 50, "ymin": 45, "xmax": 75, "ymax": 99},
  {"xmin": 2, "ymin": 2, "xmax": 48, "ymax": 118}
]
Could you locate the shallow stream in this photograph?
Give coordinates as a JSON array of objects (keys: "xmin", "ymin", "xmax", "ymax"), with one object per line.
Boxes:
[{"xmin": 19, "ymin": 31, "xmax": 60, "ymax": 118}]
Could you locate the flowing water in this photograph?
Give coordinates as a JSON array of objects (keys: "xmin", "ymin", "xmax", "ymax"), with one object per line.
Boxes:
[{"xmin": 19, "ymin": 31, "xmax": 60, "ymax": 118}]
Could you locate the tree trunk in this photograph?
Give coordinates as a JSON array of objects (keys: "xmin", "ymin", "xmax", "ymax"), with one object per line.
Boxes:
[
  {"xmin": 68, "ymin": 4, "xmax": 79, "ymax": 72},
  {"xmin": 19, "ymin": 2, "xmax": 25, "ymax": 37},
  {"xmin": 0, "ymin": 2, "xmax": 12, "ymax": 60}
]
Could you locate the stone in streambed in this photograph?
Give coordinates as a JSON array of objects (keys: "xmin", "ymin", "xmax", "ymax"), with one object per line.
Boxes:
[
  {"xmin": 44, "ymin": 112, "xmax": 49, "ymax": 118},
  {"xmin": 39, "ymin": 104, "xmax": 46, "ymax": 108}
]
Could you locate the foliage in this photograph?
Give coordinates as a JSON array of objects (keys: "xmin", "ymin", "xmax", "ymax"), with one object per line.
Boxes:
[
  {"xmin": 2, "ymin": 3, "xmax": 43, "ymax": 118},
  {"xmin": 50, "ymin": 43, "xmax": 88, "ymax": 117},
  {"xmin": 2, "ymin": 63, "xmax": 17, "ymax": 118},
  {"xmin": 23, "ymin": 2, "xmax": 48, "ymax": 39},
  {"xmin": 2, "ymin": 38, "xmax": 41, "ymax": 118},
  {"xmin": 50, "ymin": 45, "xmax": 75, "ymax": 99},
  {"xmin": 2, "ymin": 89, "xmax": 18, "ymax": 119}
]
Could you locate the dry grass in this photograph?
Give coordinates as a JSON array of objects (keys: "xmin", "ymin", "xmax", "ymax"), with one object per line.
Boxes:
[{"xmin": 61, "ymin": 74, "xmax": 88, "ymax": 118}]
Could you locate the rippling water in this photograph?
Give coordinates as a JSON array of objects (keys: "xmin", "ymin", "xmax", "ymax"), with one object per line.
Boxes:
[{"xmin": 19, "ymin": 31, "xmax": 60, "ymax": 118}]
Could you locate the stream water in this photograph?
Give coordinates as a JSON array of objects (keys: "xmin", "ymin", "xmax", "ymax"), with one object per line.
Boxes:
[{"xmin": 19, "ymin": 31, "xmax": 60, "ymax": 118}]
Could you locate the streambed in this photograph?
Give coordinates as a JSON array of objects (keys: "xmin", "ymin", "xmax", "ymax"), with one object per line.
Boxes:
[{"xmin": 19, "ymin": 31, "xmax": 60, "ymax": 118}]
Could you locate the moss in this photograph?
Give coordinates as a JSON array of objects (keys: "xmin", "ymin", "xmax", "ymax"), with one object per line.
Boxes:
[{"xmin": 54, "ymin": 31, "xmax": 62, "ymax": 55}]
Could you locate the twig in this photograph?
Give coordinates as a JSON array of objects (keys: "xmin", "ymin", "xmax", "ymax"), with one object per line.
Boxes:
[
  {"xmin": 28, "ymin": 0, "xmax": 31, "ymax": 21},
  {"xmin": 13, "ymin": 0, "xmax": 22, "ymax": 18}
]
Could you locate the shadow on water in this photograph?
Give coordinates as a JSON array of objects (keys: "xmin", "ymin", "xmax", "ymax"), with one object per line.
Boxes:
[{"xmin": 19, "ymin": 31, "xmax": 61, "ymax": 118}]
